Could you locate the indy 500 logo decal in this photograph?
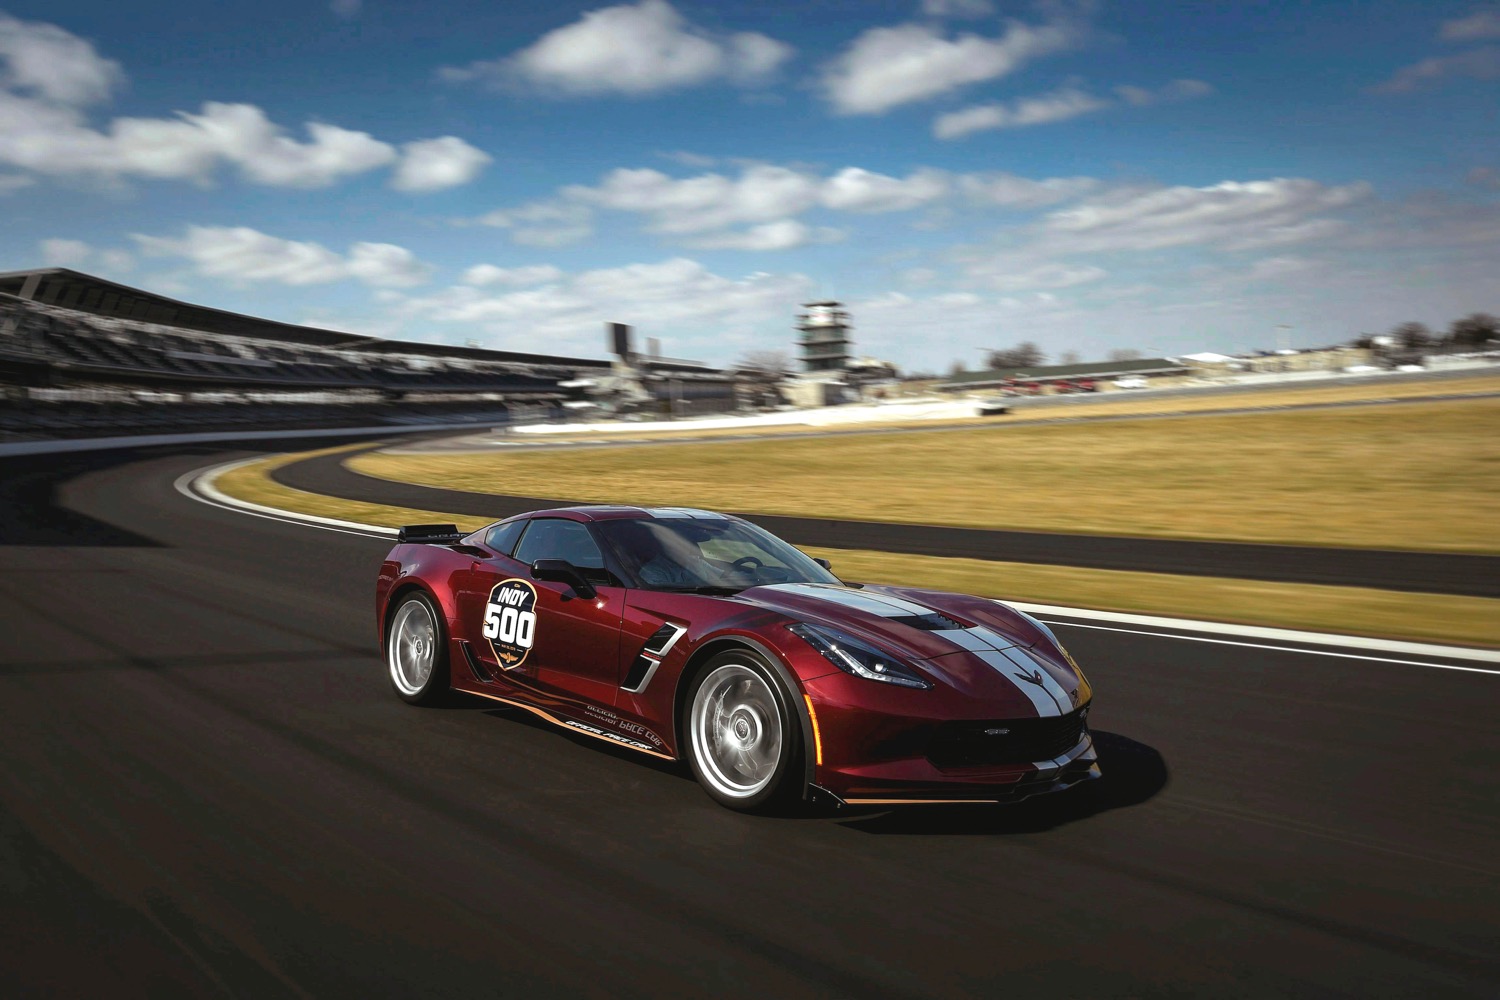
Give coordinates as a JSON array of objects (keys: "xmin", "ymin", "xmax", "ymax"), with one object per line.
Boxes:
[{"xmin": 483, "ymin": 579, "xmax": 538, "ymax": 669}]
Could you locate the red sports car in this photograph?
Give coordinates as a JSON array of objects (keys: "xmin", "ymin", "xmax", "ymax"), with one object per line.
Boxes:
[{"xmin": 376, "ymin": 506, "xmax": 1098, "ymax": 811}]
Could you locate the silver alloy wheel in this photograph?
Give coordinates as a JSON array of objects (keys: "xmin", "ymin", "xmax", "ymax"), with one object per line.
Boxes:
[
  {"xmin": 690, "ymin": 662, "xmax": 784, "ymax": 799},
  {"xmin": 389, "ymin": 599, "xmax": 437, "ymax": 696}
]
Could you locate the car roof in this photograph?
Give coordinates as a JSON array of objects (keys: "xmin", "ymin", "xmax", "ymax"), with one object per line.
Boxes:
[{"xmin": 517, "ymin": 505, "xmax": 736, "ymax": 523}]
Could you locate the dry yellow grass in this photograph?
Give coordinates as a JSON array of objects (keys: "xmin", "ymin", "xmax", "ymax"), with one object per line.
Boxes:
[
  {"xmin": 215, "ymin": 446, "xmax": 493, "ymax": 532},
  {"xmin": 209, "ymin": 452, "xmax": 1500, "ymax": 647},
  {"xmin": 353, "ymin": 397, "xmax": 1500, "ymax": 554},
  {"xmin": 444, "ymin": 371, "xmax": 1500, "ymax": 444}
]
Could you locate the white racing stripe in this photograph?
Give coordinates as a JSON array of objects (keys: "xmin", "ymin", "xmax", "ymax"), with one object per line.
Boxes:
[
  {"xmin": 970, "ymin": 649, "xmax": 1064, "ymax": 716},
  {"xmin": 760, "ymin": 583, "xmax": 935, "ymax": 618}
]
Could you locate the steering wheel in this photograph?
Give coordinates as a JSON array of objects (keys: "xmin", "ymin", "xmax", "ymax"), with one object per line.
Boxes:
[{"xmin": 730, "ymin": 555, "xmax": 765, "ymax": 573}]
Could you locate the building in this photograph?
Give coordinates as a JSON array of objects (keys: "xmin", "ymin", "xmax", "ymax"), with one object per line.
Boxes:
[
  {"xmin": 796, "ymin": 301, "xmax": 853, "ymax": 372},
  {"xmin": 599, "ymin": 322, "xmax": 738, "ymax": 416},
  {"xmin": 939, "ymin": 357, "xmax": 1189, "ymax": 393}
]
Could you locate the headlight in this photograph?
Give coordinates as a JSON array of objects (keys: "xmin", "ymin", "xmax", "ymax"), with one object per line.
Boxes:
[{"xmin": 788, "ymin": 623, "xmax": 932, "ymax": 689}]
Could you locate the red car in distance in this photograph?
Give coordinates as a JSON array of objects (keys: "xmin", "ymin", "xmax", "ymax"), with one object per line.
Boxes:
[{"xmin": 377, "ymin": 506, "xmax": 1098, "ymax": 811}]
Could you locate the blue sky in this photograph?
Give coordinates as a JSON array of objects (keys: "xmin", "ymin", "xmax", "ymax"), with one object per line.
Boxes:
[{"xmin": 1, "ymin": 1, "xmax": 1496, "ymax": 369}]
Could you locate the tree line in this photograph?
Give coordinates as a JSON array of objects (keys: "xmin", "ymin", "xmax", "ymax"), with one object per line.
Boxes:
[{"xmin": 1356, "ymin": 313, "xmax": 1498, "ymax": 351}]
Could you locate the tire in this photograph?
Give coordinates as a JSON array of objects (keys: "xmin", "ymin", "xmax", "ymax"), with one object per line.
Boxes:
[
  {"xmin": 386, "ymin": 591, "xmax": 449, "ymax": 705},
  {"xmin": 684, "ymin": 649, "xmax": 802, "ymax": 812}
]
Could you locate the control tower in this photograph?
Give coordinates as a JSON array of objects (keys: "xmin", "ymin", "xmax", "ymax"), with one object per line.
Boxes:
[{"xmin": 796, "ymin": 301, "xmax": 852, "ymax": 373}]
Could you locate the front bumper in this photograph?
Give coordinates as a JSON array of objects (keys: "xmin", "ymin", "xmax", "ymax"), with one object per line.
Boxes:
[{"xmin": 803, "ymin": 673, "xmax": 1101, "ymax": 805}]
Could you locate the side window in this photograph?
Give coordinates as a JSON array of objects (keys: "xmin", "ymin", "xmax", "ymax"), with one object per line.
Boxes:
[
  {"xmin": 485, "ymin": 519, "xmax": 527, "ymax": 556},
  {"xmin": 513, "ymin": 519, "xmax": 606, "ymax": 572}
]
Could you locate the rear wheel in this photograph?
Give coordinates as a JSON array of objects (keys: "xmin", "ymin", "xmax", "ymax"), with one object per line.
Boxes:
[
  {"xmin": 685, "ymin": 650, "xmax": 802, "ymax": 811},
  {"xmin": 386, "ymin": 592, "xmax": 448, "ymax": 705}
]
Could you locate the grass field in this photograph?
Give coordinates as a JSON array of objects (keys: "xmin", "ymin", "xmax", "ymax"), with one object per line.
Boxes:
[
  {"xmin": 208, "ymin": 450, "xmax": 1500, "ymax": 647},
  {"xmin": 353, "ymin": 396, "xmax": 1500, "ymax": 554}
]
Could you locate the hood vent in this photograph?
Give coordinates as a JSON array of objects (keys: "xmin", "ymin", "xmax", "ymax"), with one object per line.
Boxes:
[{"xmin": 888, "ymin": 612, "xmax": 967, "ymax": 632}]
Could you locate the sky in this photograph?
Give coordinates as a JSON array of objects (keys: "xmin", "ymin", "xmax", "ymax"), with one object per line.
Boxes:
[{"xmin": 0, "ymin": 1, "xmax": 1496, "ymax": 370}]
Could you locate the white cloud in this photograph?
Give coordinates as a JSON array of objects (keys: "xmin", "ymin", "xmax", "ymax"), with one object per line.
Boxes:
[
  {"xmin": 657, "ymin": 149, "xmax": 719, "ymax": 167},
  {"xmin": 820, "ymin": 167, "xmax": 950, "ymax": 212},
  {"xmin": 462, "ymin": 264, "xmax": 566, "ymax": 287},
  {"xmin": 920, "ymin": 0, "xmax": 996, "ymax": 19},
  {"xmin": 1440, "ymin": 10, "xmax": 1500, "ymax": 41},
  {"xmin": 820, "ymin": 17, "xmax": 1078, "ymax": 115},
  {"xmin": 564, "ymin": 164, "xmax": 823, "ymax": 233},
  {"xmin": 0, "ymin": 12, "xmax": 122, "ymax": 105},
  {"xmin": 684, "ymin": 220, "xmax": 844, "ymax": 251},
  {"xmin": 959, "ymin": 172, "xmax": 1099, "ymax": 207},
  {"xmin": 40, "ymin": 237, "xmax": 92, "ymax": 266},
  {"xmin": 0, "ymin": 171, "xmax": 31, "ymax": 193},
  {"xmin": 1372, "ymin": 45, "xmax": 1500, "ymax": 93},
  {"xmin": 490, "ymin": 162, "xmax": 1098, "ymax": 247},
  {"xmin": 1114, "ymin": 78, "xmax": 1214, "ymax": 106},
  {"xmin": 391, "ymin": 136, "xmax": 492, "ymax": 192},
  {"xmin": 99, "ymin": 248, "xmax": 135, "ymax": 272},
  {"xmin": 1245, "ymin": 256, "xmax": 1315, "ymax": 281},
  {"xmin": 331, "ymin": 0, "xmax": 362, "ymax": 18},
  {"xmin": 441, "ymin": 0, "xmax": 792, "ymax": 96},
  {"xmin": 389, "ymin": 257, "xmax": 815, "ymax": 358},
  {"xmin": 1038, "ymin": 178, "xmax": 1371, "ymax": 253},
  {"xmin": 36, "ymin": 236, "xmax": 135, "ymax": 273},
  {"xmin": 0, "ymin": 16, "xmax": 486, "ymax": 191},
  {"xmin": 936, "ymin": 80, "xmax": 1211, "ymax": 139},
  {"xmin": 934, "ymin": 87, "xmax": 1108, "ymax": 139},
  {"xmin": 477, "ymin": 200, "xmax": 595, "ymax": 246},
  {"xmin": 965, "ymin": 260, "xmax": 1108, "ymax": 293},
  {"xmin": 133, "ymin": 226, "xmax": 433, "ymax": 288}
]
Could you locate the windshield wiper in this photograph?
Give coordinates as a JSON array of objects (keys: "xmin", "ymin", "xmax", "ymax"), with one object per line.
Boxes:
[{"xmin": 651, "ymin": 584, "xmax": 744, "ymax": 595}]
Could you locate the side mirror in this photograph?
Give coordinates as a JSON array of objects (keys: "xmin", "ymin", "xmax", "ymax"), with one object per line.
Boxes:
[
  {"xmin": 813, "ymin": 557, "xmax": 832, "ymax": 571},
  {"xmin": 531, "ymin": 558, "xmax": 597, "ymax": 600}
]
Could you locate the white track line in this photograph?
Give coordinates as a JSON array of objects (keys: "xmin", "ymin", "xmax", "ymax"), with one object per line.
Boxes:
[
  {"xmin": 1008, "ymin": 601, "xmax": 1500, "ymax": 665},
  {"xmin": 1042, "ymin": 621, "xmax": 1500, "ymax": 675},
  {"xmin": 177, "ymin": 458, "xmax": 1499, "ymax": 670},
  {"xmin": 174, "ymin": 458, "xmax": 396, "ymax": 538}
]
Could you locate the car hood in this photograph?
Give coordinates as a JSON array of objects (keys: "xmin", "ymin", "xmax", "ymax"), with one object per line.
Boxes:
[
  {"xmin": 735, "ymin": 582, "xmax": 1086, "ymax": 715},
  {"xmin": 736, "ymin": 582, "xmax": 1043, "ymax": 658}
]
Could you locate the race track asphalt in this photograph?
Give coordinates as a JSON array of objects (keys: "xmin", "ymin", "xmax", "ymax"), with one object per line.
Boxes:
[
  {"xmin": 273, "ymin": 445, "xmax": 1500, "ymax": 598},
  {"xmin": 2, "ymin": 444, "xmax": 1497, "ymax": 998}
]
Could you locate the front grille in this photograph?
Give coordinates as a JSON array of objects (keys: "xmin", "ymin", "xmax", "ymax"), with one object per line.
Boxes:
[{"xmin": 926, "ymin": 708, "xmax": 1088, "ymax": 770}]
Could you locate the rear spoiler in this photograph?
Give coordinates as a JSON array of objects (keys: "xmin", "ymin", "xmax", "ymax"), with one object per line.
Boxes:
[{"xmin": 398, "ymin": 523, "xmax": 464, "ymax": 545}]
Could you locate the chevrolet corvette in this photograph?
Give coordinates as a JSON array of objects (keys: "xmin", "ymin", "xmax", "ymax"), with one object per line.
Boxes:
[{"xmin": 377, "ymin": 506, "xmax": 1098, "ymax": 811}]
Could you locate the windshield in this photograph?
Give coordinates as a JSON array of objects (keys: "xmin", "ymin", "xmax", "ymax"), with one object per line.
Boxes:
[{"xmin": 596, "ymin": 517, "xmax": 839, "ymax": 592}]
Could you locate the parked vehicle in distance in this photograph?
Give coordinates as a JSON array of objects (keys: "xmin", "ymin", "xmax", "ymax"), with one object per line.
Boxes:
[
  {"xmin": 1112, "ymin": 376, "xmax": 1149, "ymax": 389},
  {"xmin": 378, "ymin": 508, "xmax": 1098, "ymax": 812}
]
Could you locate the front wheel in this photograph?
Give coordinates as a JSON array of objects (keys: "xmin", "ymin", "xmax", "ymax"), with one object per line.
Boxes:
[
  {"xmin": 684, "ymin": 651, "xmax": 802, "ymax": 811},
  {"xmin": 386, "ymin": 592, "xmax": 449, "ymax": 705}
]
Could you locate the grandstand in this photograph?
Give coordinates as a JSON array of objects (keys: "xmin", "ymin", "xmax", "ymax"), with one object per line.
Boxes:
[{"xmin": 0, "ymin": 268, "xmax": 739, "ymax": 441}]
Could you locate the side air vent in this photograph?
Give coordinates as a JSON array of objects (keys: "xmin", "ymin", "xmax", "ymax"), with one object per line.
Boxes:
[
  {"xmin": 460, "ymin": 641, "xmax": 494, "ymax": 682},
  {"xmin": 888, "ymin": 612, "xmax": 967, "ymax": 631},
  {"xmin": 621, "ymin": 623, "xmax": 687, "ymax": 693}
]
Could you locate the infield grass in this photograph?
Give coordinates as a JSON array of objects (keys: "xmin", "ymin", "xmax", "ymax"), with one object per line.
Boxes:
[
  {"xmin": 210, "ymin": 446, "xmax": 1500, "ymax": 647},
  {"xmin": 352, "ymin": 397, "xmax": 1500, "ymax": 554}
]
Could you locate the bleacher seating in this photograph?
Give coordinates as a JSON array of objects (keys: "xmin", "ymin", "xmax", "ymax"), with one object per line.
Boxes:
[{"xmin": 0, "ymin": 292, "xmax": 579, "ymax": 441}]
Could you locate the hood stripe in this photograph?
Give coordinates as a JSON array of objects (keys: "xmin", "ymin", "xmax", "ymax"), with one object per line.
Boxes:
[
  {"xmin": 760, "ymin": 584, "xmax": 935, "ymax": 618},
  {"xmin": 972, "ymin": 649, "xmax": 1064, "ymax": 716}
]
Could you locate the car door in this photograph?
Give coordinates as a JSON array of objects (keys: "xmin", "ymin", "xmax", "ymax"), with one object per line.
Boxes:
[{"xmin": 498, "ymin": 516, "xmax": 624, "ymax": 709}]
